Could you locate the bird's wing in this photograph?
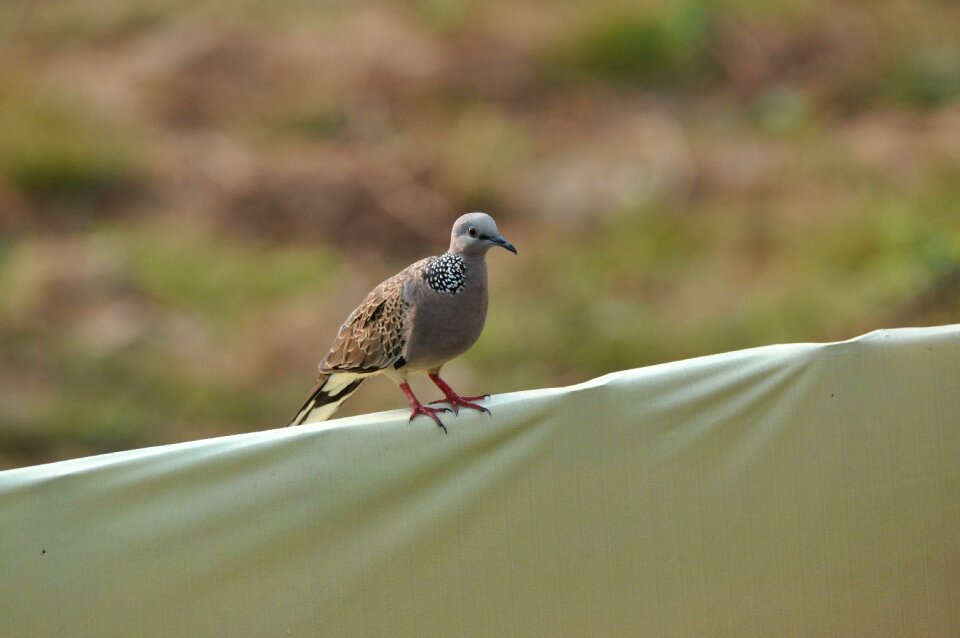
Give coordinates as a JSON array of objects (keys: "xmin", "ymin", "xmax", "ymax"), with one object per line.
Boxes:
[{"xmin": 319, "ymin": 260, "xmax": 428, "ymax": 373}]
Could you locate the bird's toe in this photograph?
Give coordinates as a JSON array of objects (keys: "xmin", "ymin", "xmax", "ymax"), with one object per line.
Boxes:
[{"xmin": 409, "ymin": 405, "xmax": 450, "ymax": 432}]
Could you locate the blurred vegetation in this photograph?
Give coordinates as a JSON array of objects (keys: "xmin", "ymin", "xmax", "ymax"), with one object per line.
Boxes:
[
  {"xmin": 0, "ymin": 82, "xmax": 140, "ymax": 204},
  {"xmin": 542, "ymin": 2, "xmax": 720, "ymax": 88},
  {"xmin": 1, "ymin": 0, "xmax": 959, "ymax": 468}
]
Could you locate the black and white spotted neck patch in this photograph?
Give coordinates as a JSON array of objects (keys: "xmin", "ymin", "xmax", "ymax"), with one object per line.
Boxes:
[{"xmin": 424, "ymin": 253, "xmax": 467, "ymax": 294}]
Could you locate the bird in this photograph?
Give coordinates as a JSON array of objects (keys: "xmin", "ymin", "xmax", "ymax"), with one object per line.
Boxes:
[{"xmin": 290, "ymin": 212, "xmax": 516, "ymax": 432}]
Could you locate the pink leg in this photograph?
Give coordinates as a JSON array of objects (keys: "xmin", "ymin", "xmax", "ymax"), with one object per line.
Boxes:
[
  {"xmin": 400, "ymin": 382, "xmax": 449, "ymax": 433},
  {"xmin": 428, "ymin": 373, "xmax": 490, "ymax": 416}
]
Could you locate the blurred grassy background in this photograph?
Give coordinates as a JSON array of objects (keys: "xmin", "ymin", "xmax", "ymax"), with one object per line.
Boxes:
[{"xmin": 1, "ymin": 0, "xmax": 959, "ymax": 468}]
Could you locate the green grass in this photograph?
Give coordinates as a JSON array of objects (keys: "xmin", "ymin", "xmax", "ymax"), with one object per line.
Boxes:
[
  {"xmin": 413, "ymin": 0, "xmax": 477, "ymax": 32},
  {"xmin": 883, "ymin": 49, "xmax": 960, "ymax": 109},
  {"xmin": 541, "ymin": 2, "xmax": 720, "ymax": 89},
  {"xmin": 0, "ymin": 84, "xmax": 140, "ymax": 203},
  {"xmin": 278, "ymin": 103, "xmax": 351, "ymax": 141},
  {"xmin": 443, "ymin": 107, "xmax": 532, "ymax": 213},
  {"xmin": 0, "ymin": 226, "xmax": 338, "ymax": 462},
  {"xmin": 122, "ymin": 228, "xmax": 339, "ymax": 324},
  {"xmin": 0, "ymin": 330, "xmax": 289, "ymax": 457}
]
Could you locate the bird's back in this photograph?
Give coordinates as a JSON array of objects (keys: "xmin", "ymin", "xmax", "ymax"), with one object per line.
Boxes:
[{"xmin": 318, "ymin": 261, "xmax": 423, "ymax": 373}]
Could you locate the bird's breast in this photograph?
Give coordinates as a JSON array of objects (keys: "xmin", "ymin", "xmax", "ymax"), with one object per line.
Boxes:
[{"xmin": 403, "ymin": 266, "xmax": 488, "ymax": 370}]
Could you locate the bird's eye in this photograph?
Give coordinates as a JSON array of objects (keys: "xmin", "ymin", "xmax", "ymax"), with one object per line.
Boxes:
[{"xmin": 468, "ymin": 227, "xmax": 478, "ymax": 238}]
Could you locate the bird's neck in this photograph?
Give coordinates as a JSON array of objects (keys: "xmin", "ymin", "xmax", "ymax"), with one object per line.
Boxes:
[
  {"xmin": 446, "ymin": 251, "xmax": 488, "ymax": 289},
  {"xmin": 449, "ymin": 250, "xmax": 488, "ymax": 266}
]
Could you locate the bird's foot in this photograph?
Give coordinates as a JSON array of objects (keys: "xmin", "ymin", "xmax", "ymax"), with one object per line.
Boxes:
[
  {"xmin": 429, "ymin": 394, "xmax": 491, "ymax": 416},
  {"xmin": 409, "ymin": 404, "xmax": 450, "ymax": 433},
  {"xmin": 401, "ymin": 382, "xmax": 450, "ymax": 433},
  {"xmin": 426, "ymin": 373, "xmax": 491, "ymax": 416}
]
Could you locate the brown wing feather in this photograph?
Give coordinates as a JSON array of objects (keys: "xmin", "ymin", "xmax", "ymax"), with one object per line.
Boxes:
[{"xmin": 319, "ymin": 264, "xmax": 423, "ymax": 373}]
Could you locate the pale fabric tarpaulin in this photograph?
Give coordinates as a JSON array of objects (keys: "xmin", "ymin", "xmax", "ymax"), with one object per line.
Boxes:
[{"xmin": 1, "ymin": 325, "xmax": 959, "ymax": 637}]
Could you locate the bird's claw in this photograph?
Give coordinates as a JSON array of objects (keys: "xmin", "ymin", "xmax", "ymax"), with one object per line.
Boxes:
[
  {"xmin": 409, "ymin": 404, "xmax": 450, "ymax": 433},
  {"xmin": 429, "ymin": 395, "xmax": 491, "ymax": 416}
]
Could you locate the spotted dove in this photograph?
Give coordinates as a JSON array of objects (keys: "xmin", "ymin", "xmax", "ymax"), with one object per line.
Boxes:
[{"xmin": 290, "ymin": 212, "xmax": 516, "ymax": 431}]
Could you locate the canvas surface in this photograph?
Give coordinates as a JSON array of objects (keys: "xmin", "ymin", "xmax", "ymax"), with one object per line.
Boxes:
[{"xmin": 2, "ymin": 326, "xmax": 959, "ymax": 637}]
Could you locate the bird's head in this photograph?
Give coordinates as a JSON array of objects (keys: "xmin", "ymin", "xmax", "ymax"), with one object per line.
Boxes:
[{"xmin": 449, "ymin": 212, "xmax": 517, "ymax": 257}]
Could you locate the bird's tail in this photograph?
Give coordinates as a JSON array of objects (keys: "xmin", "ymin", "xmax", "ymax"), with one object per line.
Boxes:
[{"xmin": 290, "ymin": 373, "xmax": 365, "ymax": 426}]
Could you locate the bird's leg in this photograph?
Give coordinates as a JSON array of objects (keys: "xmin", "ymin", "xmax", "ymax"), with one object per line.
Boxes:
[
  {"xmin": 427, "ymin": 373, "xmax": 490, "ymax": 416},
  {"xmin": 400, "ymin": 383, "xmax": 449, "ymax": 433}
]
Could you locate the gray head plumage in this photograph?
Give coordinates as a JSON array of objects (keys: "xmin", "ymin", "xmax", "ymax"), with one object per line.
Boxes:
[{"xmin": 449, "ymin": 212, "xmax": 517, "ymax": 256}]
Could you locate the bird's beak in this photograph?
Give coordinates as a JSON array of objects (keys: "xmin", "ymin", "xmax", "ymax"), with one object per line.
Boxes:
[{"xmin": 489, "ymin": 235, "xmax": 517, "ymax": 254}]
